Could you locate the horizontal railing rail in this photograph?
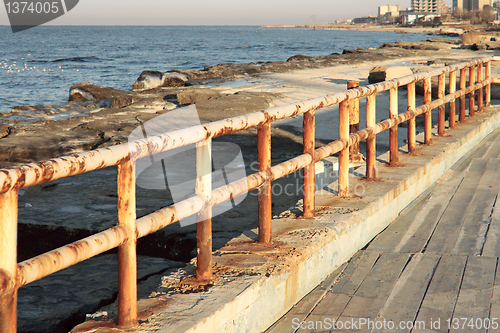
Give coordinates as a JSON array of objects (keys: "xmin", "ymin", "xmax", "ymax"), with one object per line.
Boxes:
[{"xmin": 0, "ymin": 56, "xmax": 497, "ymax": 332}]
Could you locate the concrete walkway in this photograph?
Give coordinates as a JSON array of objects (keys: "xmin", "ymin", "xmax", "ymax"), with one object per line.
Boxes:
[{"xmin": 266, "ymin": 129, "xmax": 500, "ymax": 333}]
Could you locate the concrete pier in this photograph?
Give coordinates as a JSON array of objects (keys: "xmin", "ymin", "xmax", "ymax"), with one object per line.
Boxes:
[{"xmin": 72, "ymin": 106, "xmax": 500, "ymax": 332}]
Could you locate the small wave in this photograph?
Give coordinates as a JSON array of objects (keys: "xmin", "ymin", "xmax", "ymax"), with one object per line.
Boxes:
[
  {"xmin": 235, "ymin": 45, "xmax": 264, "ymax": 49},
  {"xmin": 51, "ymin": 56, "xmax": 101, "ymax": 63}
]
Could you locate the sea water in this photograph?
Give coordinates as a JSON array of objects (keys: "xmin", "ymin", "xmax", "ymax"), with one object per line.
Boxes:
[{"xmin": 0, "ymin": 25, "xmax": 431, "ymax": 113}]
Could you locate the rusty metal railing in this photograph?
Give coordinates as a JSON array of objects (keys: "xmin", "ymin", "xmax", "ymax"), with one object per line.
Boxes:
[{"xmin": 0, "ymin": 56, "xmax": 496, "ymax": 332}]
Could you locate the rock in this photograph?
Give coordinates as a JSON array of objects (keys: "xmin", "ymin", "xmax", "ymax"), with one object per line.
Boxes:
[
  {"xmin": 0, "ymin": 125, "xmax": 11, "ymax": 139},
  {"xmin": 69, "ymin": 83, "xmax": 140, "ymax": 108},
  {"xmin": 11, "ymin": 105, "xmax": 38, "ymax": 112},
  {"xmin": 380, "ymin": 42, "xmax": 396, "ymax": 48},
  {"xmin": 132, "ymin": 71, "xmax": 189, "ymax": 91},
  {"xmin": 368, "ymin": 66, "xmax": 414, "ymax": 84},
  {"xmin": 471, "ymin": 43, "xmax": 487, "ymax": 51},
  {"xmin": 438, "ymin": 28, "xmax": 464, "ymax": 37},
  {"xmin": 486, "ymin": 42, "xmax": 500, "ymax": 50},
  {"xmin": 195, "ymin": 91, "xmax": 278, "ymax": 118},
  {"xmin": 342, "ymin": 48, "xmax": 370, "ymax": 54},
  {"xmin": 177, "ymin": 89, "xmax": 222, "ymax": 105},
  {"xmin": 411, "ymin": 44, "xmax": 440, "ymax": 51},
  {"xmin": 109, "ymin": 95, "xmax": 136, "ymax": 108},
  {"xmin": 287, "ymin": 54, "xmax": 312, "ymax": 62}
]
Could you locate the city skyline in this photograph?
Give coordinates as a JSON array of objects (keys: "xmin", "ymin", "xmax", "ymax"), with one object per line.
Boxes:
[{"xmin": 1, "ymin": 0, "xmax": 454, "ymax": 27}]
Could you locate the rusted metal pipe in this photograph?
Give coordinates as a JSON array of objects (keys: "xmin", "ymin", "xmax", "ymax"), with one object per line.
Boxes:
[
  {"xmin": 486, "ymin": 61, "xmax": 491, "ymax": 107},
  {"xmin": 449, "ymin": 70, "xmax": 457, "ymax": 129},
  {"xmin": 196, "ymin": 139, "xmax": 213, "ymax": 281},
  {"xmin": 302, "ymin": 111, "xmax": 316, "ymax": 218},
  {"xmin": 478, "ymin": 63, "xmax": 484, "ymax": 112},
  {"xmin": 407, "ymin": 82, "xmax": 417, "ymax": 155},
  {"xmin": 469, "ymin": 65, "xmax": 476, "ymax": 117},
  {"xmin": 258, "ymin": 121, "xmax": 272, "ymax": 242},
  {"xmin": 460, "ymin": 67, "xmax": 467, "ymax": 122},
  {"xmin": 339, "ymin": 100, "xmax": 349, "ymax": 197},
  {"xmin": 348, "ymin": 80, "xmax": 363, "ymax": 162},
  {"xmin": 0, "ymin": 190, "xmax": 18, "ymax": 333},
  {"xmin": 18, "ymin": 225, "xmax": 130, "ymax": 287},
  {"xmin": 366, "ymin": 94, "xmax": 377, "ymax": 179},
  {"xmin": 117, "ymin": 161, "xmax": 138, "ymax": 328},
  {"xmin": 389, "ymin": 87, "xmax": 399, "ymax": 166},
  {"xmin": 424, "ymin": 78, "xmax": 433, "ymax": 145},
  {"xmin": 438, "ymin": 74, "xmax": 445, "ymax": 136}
]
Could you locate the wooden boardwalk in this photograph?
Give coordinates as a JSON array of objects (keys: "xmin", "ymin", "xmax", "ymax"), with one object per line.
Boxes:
[{"xmin": 266, "ymin": 129, "xmax": 500, "ymax": 333}]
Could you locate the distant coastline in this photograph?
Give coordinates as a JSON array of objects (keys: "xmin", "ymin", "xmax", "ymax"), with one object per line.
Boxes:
[{"xmin": 261, "ymin": 23, "xmax": 481, "ymax": 35}]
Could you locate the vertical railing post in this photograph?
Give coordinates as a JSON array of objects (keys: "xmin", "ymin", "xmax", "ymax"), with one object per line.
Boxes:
[
  {"xmin": 478, "ymin": 62, "xmax": 484, "ymax": 112},
  {"xmin": 0, "ymin": 189, "xmax": 18, "ymax": 333},
  {"xmin": 366, "ymin": 94, "xmax": 377, "ymax": 179},
  {"xmin": 196, "ymin": 138, "xmax": 213, "ymax": 280},
  {"xmin": 407, "ymin": 82, "xmax": 417, "ymax": 155},
  {"xmin": 303, "ymin": 111, "xmax": 315, "ymax": 218},
  {"xmin": 424, "ymin": 77, "xmax": 433, "ymax": 145},
  {"xmin": 460, "ymin": 67, "xmax": 467, "ymax": 122},
  {"xmin": 449, "ymin": 70, "xmax": 457, "ymax": 129},
  {"xmin": 469, "ymin": 65, "xmax": 476, "ymax": 117},
  {"xmin": 117, "ymin": 161, "xmax": 138, "ymax": 328},
  {"xmin": 258, "ymin": 121, "xmax": 272, "ymax": 243},
  {"xmin": 339, "ymin": 100, "xmax": 349, "ymax": 197},
  {"xmin": 438, "ymin": 74, "xmax": 445, "ymax": 136},
  {"xmin": 348, "ymin": 80, "xmax": 363, "ymax": 162},
  {"xmin": 486, "ymin": 60, "xmax": 492, "ymax": 107},
  {"xmin": 389, "ymin": 86, "xmax": 399, "ymax": 166}
]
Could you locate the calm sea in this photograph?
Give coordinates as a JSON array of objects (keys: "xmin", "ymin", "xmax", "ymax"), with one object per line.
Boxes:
[{"xmin": 0, "ymin": 26, "xmax": 430, "ymax": 113}]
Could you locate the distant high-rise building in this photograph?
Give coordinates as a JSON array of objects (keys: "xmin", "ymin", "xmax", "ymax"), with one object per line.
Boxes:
[
  {"xmin": 453, "ymin": 0, "xmax": 463, "ymax": 11},
  {"xmin": 411, "ymin": 0, "xmax": 439, "ymax": 13},
  {"xmin": 378, "ymin": 4, "xmax": 401, "ymax": 17},
  {"xmin": 462, "ymin": 0, "xmax": 493, "ymax": 11}
]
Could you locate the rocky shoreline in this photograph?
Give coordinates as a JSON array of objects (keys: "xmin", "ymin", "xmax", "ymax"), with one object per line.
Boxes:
[{"xmin": 1, "ymin": 35, "xmax": 490, "ymax": 166}]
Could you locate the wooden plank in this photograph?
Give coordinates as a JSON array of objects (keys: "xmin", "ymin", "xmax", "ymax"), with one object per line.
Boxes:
[
  {"xmin": 368, "ymin": 164, "xmax": 469, "ymax": 255},
  {"xmin": 265, "ymin": 262, "xmax": 348, "ymax": 333},
  {"xmin": 367, "ymin": 189, "xmax": 433, "ymax": 253},
  {"xmin": 452, "ymin": 159, "xmax": 500, "ymax": 255},
  {"xmin": 311, "ymin": 250, "xmax": 381, "ymax": 318},
  {"xmin": 482, "ymin": 192, "xmax": 500, "ymax": 257},
  {"xmin": 487, "ymin": 259, "xmax": 500, "ymax": 333},
  {"xmin": 267, "ymin": 250, "xmax": 380, "ymax": 333},
  {"xmin": 453, "ymin": 142, "xmax": 493, "ymax": 173},
  {"xmin": 330, "ymin": 250, "xmax": 381, "ymax": 296},
  {"xmin": 425, "ymin": 159, "xmax": 488, "ymax": 254},
  {"xmin": 484, "ymin": 141, "xmax": 500, "ymax": 160},
  {"xmin": 450, "ymin": 256, "xmax": 496, "ymax": 333},
  {"xmin": 413, "ymin": 255, "xmax": 467, "ymax": 333},
  {"xmin": 393, "ymin": 168, "xmax": 467, "ymax": 254},
  {"xmin": 372, "ymin": 253, "xmax": 441, "ymax": 333},
  {"xmin": 339, "ymin": 253, "xmax": 411, "ymax": 319}
]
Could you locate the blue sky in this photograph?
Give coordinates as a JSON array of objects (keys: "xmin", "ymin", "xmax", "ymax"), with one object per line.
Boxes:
[{"xmin": 1, "ymin": 0, "xmax": 454, "ymax": 26}]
